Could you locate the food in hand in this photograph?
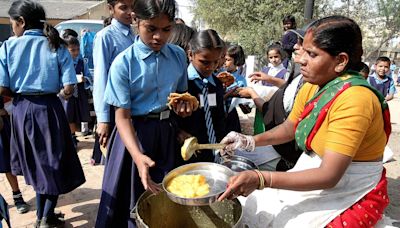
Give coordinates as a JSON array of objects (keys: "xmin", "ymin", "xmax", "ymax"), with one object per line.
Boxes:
[
  {"xmin": 167, "ymin": 92, "xmax": 199, "ymax": 111},
  {"xmin": 216, "ymin": 72, "xmax": 235, "ymax": 87},
  {"xmin": 167, "ymin": 174, "xmax": 210, "ymax": 198}
]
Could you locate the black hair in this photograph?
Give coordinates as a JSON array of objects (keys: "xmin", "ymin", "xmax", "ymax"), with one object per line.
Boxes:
[
  {"xmin": 376, "ymin": 56, "xmax": 391, "ymax": 65},
  {"xmin": 307, "ymin": 15, "xmax": 363, "ymax": 72},
  {"xmin": 189, "ymin": 29, "xmax": 225, "ymax": 54},
  {"xmin": 266, "ymin": 43, "xmax": 286, "ymax": 60},
  {"xmin": 103, "ymin": 16, "xmax": 113, "ymax": 27},
  {"xmin": 64, "ymin": 36, "xmax": 80, "ymax": 47},
  {"xmin": 62, "ymin": 29, "xmax": 78, "ymax": 39},
  {"xmin": 226, "ymin": 44, "xmax": 245, "ymax": 66},
  {"xmin": 360, "ymin": 62, "xmax": 370, "ymax": 75},
  {"xmin": 282, "ymin": 15, "xmax": 296, "ymax": 28},
  {"xmin": 175, "ymin": 17, "xmax": 185, "ymax": 24},
  {"xmin": 133, "ymin": 0, "xmax": 176, "ymax": 21},
  {"xmin": 107, "ymin": 0, "xmax": 118, "ymax": 7},
  {"xmin": 8, "ymin": 0, "xmax": 65, "ymax": 51},
  {"xmin": 168, "ymin": 23, "xmax": 195, "ymax": 51}
]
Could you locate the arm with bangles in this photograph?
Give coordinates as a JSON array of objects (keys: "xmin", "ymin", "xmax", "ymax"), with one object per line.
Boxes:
[
  {"xmin": 115, "ymin": 108, "xmax": 161, "ymax": 193},
  {"xmin": 218, "ymin": 148, "xmax": 352, "ymax": 201}
]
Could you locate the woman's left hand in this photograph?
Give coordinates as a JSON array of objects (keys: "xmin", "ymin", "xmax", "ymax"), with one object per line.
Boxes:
[{"xmin": 218, "ymin": 170, "xmax": 260, "ymax": 201}]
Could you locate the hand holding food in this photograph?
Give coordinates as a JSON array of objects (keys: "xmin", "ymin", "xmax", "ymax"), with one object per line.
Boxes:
[
  {"xmin": 216, "ymin": 72, "xmax": 235, "ymax": 87},
  {"xmin": 167, "ymin": 92, "xmax": 199, "ymax": 113}
]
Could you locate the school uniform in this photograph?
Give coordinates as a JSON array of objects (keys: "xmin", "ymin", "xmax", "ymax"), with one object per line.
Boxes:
[
  {"xmin": 0, "ymin": 29, "xmax": 85, "ymax": 195},
  {"xmin": 261, "ymin": 64, "xmax": 288, "ymax": 86},
  {"xmin": 92, "ymin": 18, "xmax": 135, "ymax": 164},
  {"xmin": 224, "ymin": 69, "xmax": 246, "ymax": 133},
  {"xmin": 59, "ymin": 57, "xmax": 90, "ymax": 125},
  {"xmin": 367, "ymin": 73, "xmax": 397, "ymax": 97},
  {"xmin": 0, "ymin": 97, "xmax": 11, "ymax": 173},
  {"xmin": 177, "ymin": 63, "xmax": 227, "ymax": 165},
  {"xmin": 95, "ymin": 39, "xmax": 188, "ymax": 228}
]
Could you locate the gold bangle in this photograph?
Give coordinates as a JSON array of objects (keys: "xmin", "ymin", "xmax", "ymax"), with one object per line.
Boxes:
[{"xmin": 253, "ymin": 169, "xmax": 265, "ymax": 190}]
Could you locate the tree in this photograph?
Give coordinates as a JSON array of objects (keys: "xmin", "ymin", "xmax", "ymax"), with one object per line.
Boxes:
[
  {"xmin": 192, "ymin": 0, "xmax": 306, "ymax": 55},
  {"xmin": 314, "ymin": 0, "xmax": 400, "ymax": 60}
]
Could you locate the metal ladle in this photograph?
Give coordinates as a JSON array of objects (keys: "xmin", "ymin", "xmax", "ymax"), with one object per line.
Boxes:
[{"xmin": 181, "ymin": 137, "xmax": 225, "ymax": 161}]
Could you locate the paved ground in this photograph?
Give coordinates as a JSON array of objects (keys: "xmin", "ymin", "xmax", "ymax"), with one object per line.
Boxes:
[{"xmin": 1, "ymin": 87, "xmax": 400, "ymax": 227}]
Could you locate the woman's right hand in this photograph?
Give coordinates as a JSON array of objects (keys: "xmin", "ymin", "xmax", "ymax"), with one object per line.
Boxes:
[
  {"xmin": 134, "ymin": 154, "xmax": 162, "ymax": 194},
  {"xmin": 220, "ymin": 131, "xmax": 255, "ymax": 155}
]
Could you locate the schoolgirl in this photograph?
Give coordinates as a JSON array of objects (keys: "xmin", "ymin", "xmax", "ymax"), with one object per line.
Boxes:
[
  {"xmin": 60, "ymin": 36, "xmax": 91, "ymax": 145},
  {"xmin": 0, "ymin": 1, "xmax": 85, "ymax": 227},
  {"xmin": 177, "ymin": 29, "xmax": 227, "ymax": 164},
  {"xmin": 260, "ymin": 44, "xmax": 288, "ymax": 86},
  {"xmin": 95, "ymin": 0, "xmax": 191, "ymax": 227},
  {"xmin": 250, "ymin": 44, "xmax": 288, "ymax": 134},
  {"xmin": 92, "ymin": 0, "xmax": 135, "ymax": 164},
  {"xmin": 223, "ymin": 44, "xmax": 247, "ymax": 133}
]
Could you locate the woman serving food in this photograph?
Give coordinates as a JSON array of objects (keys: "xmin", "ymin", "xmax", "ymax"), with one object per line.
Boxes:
[{"xmin": 218, "ymin": 15, "xmax": 391, "ymax": 227}]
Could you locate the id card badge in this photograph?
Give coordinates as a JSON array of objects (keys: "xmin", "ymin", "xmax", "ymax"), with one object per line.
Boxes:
[
  {"xmin": 199, "ymin": 93, "xmax": 217, "ymax": 107},
  {"xmin": 76, "ymin": 74, "xmax": 83, "ymax": 83}
]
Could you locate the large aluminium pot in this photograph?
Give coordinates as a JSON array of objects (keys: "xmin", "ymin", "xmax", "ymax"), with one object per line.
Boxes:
[{"xmin": 131, "ymin": 190, "xmax": 243, "ymax": 228}]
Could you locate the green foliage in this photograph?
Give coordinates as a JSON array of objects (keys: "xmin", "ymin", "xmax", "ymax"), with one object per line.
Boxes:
[
  {"xmin": 314, "ymin": 0, "xmax": 400, "ymax": 60},
  {"xmin": 193, "ymin": 0, "xmax": 306, "ymax": 55}
]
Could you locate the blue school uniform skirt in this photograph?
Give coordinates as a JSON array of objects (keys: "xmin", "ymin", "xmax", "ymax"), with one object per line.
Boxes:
[
  {"xmin": 10, "ymin": 94, "xmax": 86, "ymax": 195},
  {"xmin": 60, "ymin": 82, "xmax": 90, "ymax": 124},
  {"xmin": 0, "ymin": 115, "xmax": 11, "ymax": 173},
  {"xmin": 95, "ymin": 116, "xmax": 178, "ymax": 228}
]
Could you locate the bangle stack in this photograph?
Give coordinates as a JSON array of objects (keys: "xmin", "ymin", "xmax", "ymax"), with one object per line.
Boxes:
[
  {"xmin": 253, "ymin": 169, "xmax": 265, "ymax": 190},
  {"xmin": 269, "ymin": 171, "xmax": 273, "ymax": 188}
]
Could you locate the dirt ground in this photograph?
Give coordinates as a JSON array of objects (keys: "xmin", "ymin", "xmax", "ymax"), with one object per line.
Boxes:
[{"xmin": 383, "ymin": 87, "xmax": 400, "ymax": 226}]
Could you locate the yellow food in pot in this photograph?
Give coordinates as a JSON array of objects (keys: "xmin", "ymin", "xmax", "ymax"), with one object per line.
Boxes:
[{"xmin": 167, "ymin": 174, "xmax": 210, "ymax": 198}]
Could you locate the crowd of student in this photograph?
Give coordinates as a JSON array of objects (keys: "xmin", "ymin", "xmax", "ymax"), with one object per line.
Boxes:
[{"xmin": 0, "ymin": 0, "xmax": 397, "ymax": 227}]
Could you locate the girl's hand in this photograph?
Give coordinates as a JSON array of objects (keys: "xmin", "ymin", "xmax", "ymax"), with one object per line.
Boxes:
[
  {"xmin": 134, "ymin": 154, "xmax": 162, "ymax": 194},
  {"xmin": 249, "ymin": 72, "xmax": 272, "ymax": 83},
  {"xmin": 96, "ymin": 122, "xmax": 110, "ymax": 147},
  {"xmin": 174, "ymin": 100, "xmax": 193, "ymax": 118},
  {"xmin": 218, "ymin": 170, "xmax": 259, "ymax": 201}
]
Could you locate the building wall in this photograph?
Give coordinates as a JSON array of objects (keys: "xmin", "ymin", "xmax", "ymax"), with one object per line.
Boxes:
[
  {"xmin": 77, "ymin": 2, "xmax": 109, "ymax": 20},
  {"xmin": 0, "ymin": 2, "xmax": 108, "ymax": 42}
]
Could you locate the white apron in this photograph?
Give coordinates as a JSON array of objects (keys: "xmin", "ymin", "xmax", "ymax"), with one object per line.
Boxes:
[{"xmin": 239, "ymin": 152, "xmax": 383, "ymax": 228}]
